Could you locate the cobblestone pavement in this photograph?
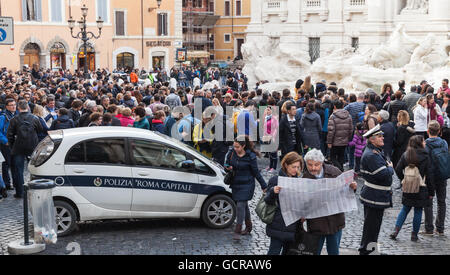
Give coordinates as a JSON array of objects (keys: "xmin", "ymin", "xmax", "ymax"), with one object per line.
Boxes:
[{"xmin": 1, "ymin": 159, "xmax": 449, "ymax": 255}]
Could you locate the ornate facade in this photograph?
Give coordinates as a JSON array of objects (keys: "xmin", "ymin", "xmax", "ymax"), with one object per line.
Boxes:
[{"xmin": 246, "ymin": 0, "xmax": 449, "ymax": 62}]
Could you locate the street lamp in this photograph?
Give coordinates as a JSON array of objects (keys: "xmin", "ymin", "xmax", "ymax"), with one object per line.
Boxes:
[
  {"xmin": 148, "ymin": 0, "xmax": 162, "ymax": 12},
  {"xmin": 68, "ymin": 4, "xmax": 103, "ymax": 79}
]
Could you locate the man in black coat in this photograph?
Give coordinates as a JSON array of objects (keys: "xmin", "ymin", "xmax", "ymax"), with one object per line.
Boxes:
[
  {"xmin": 378, "ymin": 110, "xmax": 395, "ymax": 161},
  {"xmin": 78, "ymin": 101, "xmax": 98, "ymax": 128},
  {"xmin": 279, "ymin": 102, "xmax": 303, "ymax": 161},
  {"xmin": 277, "ymin": 89, "xmax": 295, "ymax": 110},
  {"xmin": 226, "ymin": 76, "xmax": 239, "ymax": 92},
  {"xmin": 7, "ymin": 100, "xmax": 43, "ymax": 198},
  {"xmin": 386, "ymin": 90, "xmax": 407, "ymax": 125},
  {"xmin": 211, "ymin": 114, "xmax": 234, "ymax": 166}
]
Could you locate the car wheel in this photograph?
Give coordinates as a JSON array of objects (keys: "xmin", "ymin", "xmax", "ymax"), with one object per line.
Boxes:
[
  {"xmin": 54, "ymin": 200, "xmax": 77, "ymax": 237},
  {"xmin": 201, "ymin": 195, "xmax": 236, "ymax": 229}
]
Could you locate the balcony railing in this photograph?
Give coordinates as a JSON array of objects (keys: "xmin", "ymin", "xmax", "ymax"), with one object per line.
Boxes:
[
  {"xmin": 302, "ymin": 0, "xmax": 329, "ymax": 22},
  {"xmin": 263, "ymin": 0, "xmax": 288, "ymax": 22},
  {"xmin": 350, "ymin": 0, "xmax": 365, "ymax": 6},
  {"xmin": 344, "ymin": 0, "xmax": 367, "ymax": 20}
]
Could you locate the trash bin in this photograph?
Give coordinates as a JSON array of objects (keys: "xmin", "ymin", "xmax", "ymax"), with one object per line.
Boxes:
[{"xmin": 28, "ymin": 179, "xmax": 57, "ymax": 245}]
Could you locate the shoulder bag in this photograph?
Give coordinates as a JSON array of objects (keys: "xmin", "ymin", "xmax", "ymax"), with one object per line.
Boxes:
[
  {"xmin": 255, "ymin": 194, "xmax": 278, "ymax": 224},
  {"xmin": 224, "ymin": 151, "xmax": 236, "ymax": 186}
]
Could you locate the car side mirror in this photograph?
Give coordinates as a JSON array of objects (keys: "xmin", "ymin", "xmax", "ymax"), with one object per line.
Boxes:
[{"xmin": 181, "ymin": 160, "xmax": 195, "ymax": 171}]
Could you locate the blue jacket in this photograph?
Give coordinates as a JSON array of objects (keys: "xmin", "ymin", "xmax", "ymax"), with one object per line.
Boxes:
[
  {"xmin": 265, "ymin": 170, "xmax": 299, "ymax": 242},
  {"xmin": 50, "ymin": 115, "xmax": 75, "ymax": 130},
  {"xmin": 237, "ymin": 109, "xmax": 258, "ymax": 137},
  {"xmin": 0, "ymin": 110, "xmax": 18, "ymax": 145},
  {"xmin": 225, "ymin": 149, "xmax": 267, "ymax": 201},
  {"xmin": 344, "ymin": 102, "xmax": 366, "ymax": 127},
  {"xmin": 360, "ymin": 142, "xmax": 394, "ymax": 209},
  {"xmin": 37, "ymin": 117, "xmax": 49, "ymax": 142}
]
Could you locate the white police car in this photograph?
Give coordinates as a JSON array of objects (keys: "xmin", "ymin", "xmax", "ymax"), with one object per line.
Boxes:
[{"xmin": 29, "ymin": 127, "xmax": 236, "ymax": 236}]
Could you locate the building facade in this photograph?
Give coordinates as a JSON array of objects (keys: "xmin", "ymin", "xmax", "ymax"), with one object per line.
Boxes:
[
  {"xmin": 182, "ymin": 0, "xmax": 219, "ymax": 66},
  {"xmin": 212, "ymin": 0, "xmax": 251, "ymax": 62},
  {"xmin": 246, "ymin": 0, "xmax": 450, "ymax": 63},
  {"xmin": 0, "ymin": 0, "xmax": 182, "ymax": 72}
]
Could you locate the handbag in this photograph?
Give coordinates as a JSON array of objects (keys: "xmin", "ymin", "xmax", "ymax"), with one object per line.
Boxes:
[
  {"xmin": 255, "ymin": 194, "xmax": 278, "ymax": 224},
  {"xmin": 287, "ymin": 224, "xmax": 321, "ymax": 255},
  {"xmin": 224, "ymin": 169, "xmax": 235, "ymax": 186},
  {"xmin": 223, "ymin": 151, "xmax": 235, "ymax": 186}
]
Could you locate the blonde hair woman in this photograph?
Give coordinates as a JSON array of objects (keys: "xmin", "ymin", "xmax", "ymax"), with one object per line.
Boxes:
[
  {"xmin": 32, "ymin": 105, "xmax": 49, "ymax": 141},
  {"xmin": 300, "ymin": 76, "xmax": 315, "ymax": 98}
]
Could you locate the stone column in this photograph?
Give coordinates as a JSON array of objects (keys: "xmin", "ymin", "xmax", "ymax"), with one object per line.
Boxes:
[
  {"xmin": 249, "ymin": 0, "xmax": 263, "ymax": 24},
  {"xmin": 360, "ymin": 0, "xmax": 388, "ymax": 50},
  {"xmin": 367, "ymin": 0, "xmax": 386, "ymax": 22},
  {"xmin": 287, "ymin": 0, "xmax": 301, "ymax": 23},
  {"xmin": 429, "ymin": 0, "xmax": 450, "ymax": 21},
  {"xmin": 324, "ymin": 0, "xmax": 344, "ymax": 52}
]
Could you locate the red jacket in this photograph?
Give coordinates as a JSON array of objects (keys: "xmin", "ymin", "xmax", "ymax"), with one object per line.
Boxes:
[{"xmin": 130, "ymin": 72, "xmax": 138, "ymax": 83}]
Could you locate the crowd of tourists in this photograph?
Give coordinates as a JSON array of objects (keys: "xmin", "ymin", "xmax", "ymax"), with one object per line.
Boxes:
[{"xmin": 0, "ymin": 65, "xmax": 449, "ymax": 255}]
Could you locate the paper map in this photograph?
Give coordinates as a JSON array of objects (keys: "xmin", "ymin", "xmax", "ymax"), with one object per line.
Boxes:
[{"xmin": 278, "ymin": 170, "xmax": 358, "ymax": 226}]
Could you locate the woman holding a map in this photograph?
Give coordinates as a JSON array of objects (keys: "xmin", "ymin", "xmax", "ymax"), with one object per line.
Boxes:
[{"xmin": 265, "ymin": 152, "xmax": 305, "ymax": 255}]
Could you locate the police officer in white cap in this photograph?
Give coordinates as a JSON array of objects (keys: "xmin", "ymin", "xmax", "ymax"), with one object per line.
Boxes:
[{"xmin": 358, "ymin": 124, "xmax": 395, "ymax": 255}]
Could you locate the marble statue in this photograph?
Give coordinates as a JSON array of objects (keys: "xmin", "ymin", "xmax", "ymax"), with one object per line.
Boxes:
[
  {"xmin": 242, "ymin": 21, "xmax": 449, "ymax": 94},
  {"xmin": 402, "ymin": 0, "xmax": 429, "ymax": 14},
  {"xmin": 242, "ymin": 36, "xmax": 311, "ymax": 91}
]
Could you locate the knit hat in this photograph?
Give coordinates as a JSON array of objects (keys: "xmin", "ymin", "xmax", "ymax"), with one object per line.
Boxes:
[{"xmin": 295, "ymin": 79, "xmax": 304, "ymax": 89}]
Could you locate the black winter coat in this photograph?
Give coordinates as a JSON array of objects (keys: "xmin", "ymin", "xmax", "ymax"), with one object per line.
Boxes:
[
  {"xmin": 392, "ymin": 121, "xmax": 415, "ymax": 167},
  {"xmin": 68, "ymin": 108, "xmax": 81, "ymax": 126},
  {"xmin": 78, "ymin": 110, "xmax": 93, "ymax": 128},
  {"xmin": 395, "ymin": 148, "xmax": 434, "ymax": 208},
  {"xmin": 380, "ymin": 120, "xmax": 395, "ymax": 159},
  {"xmin": 211, "ymin": 115, "xmax": 233, "ymax": 166},
  {"xmin": 7, "ymin": 112, "xmax": 43, "ymax": 156},
  {"xmin": 387, "ymin": 100, "xmax": 408, "ymax": 124},
  {"xmin": 50, "ymin": 115, "xmax": 75, "ymax": 130},
  {"xmin": 265, "ymin": 170, "xmax": 299, "ymax": 242},
  {"xmin": 279, "ymin": 114, "xmax": 303, "ymax": 157}
]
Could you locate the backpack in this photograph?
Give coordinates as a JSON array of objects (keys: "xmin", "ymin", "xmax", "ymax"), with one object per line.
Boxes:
[
  {"xmin": 15, "ymin": 114, "xmax": 39, "ymax": 155},
  {"xmin": 357, "ymin": 111, "xmax": 365, "ymax": 123},
  {"xmin": 402, "ymin": 164, "xmax": 424, "ymax": 194},
  {"xmin": 430, "ymin": 144, "xmax": 450, "ymax": 181}
]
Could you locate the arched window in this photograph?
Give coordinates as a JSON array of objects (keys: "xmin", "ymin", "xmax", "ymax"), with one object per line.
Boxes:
[
  {"xmin": 50, "ymin": 42, "xmax": 66, "ymax": 70},
  {"xmin": 117, "ymin": 52, "xmax": 135, "ymax": 71}
]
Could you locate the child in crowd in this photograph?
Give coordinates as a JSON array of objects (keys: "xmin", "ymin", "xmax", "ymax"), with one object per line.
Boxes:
[{"xmin": 348, "ymin": 122, "xmax": 366, "ymax": 175}]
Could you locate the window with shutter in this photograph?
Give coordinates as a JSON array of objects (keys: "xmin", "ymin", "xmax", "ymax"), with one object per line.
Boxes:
[
  {"xmin": 23, "ymin": 0, "xmax": 41, "ymax": 21},
  {"xmin": 97, "ymin": 0, "xmax": 108, "ymax": 22},
  {"xmin": 236, "ymin": 0, "xmax": 241, "ymax": 16},
  {"xmin": 51, "ymin": 0, "xmax": 63, "ymax": 22},
  {"xmin": 225, "ymin": 1, "xmax": 230, "ymax": 16},
  {"xmin": 115, "ymin": 11, "xmax": 125, "ymax": 36},
  {"xmin": 158, "ymin": 13, "xmax": 168, "ymax": 36}
]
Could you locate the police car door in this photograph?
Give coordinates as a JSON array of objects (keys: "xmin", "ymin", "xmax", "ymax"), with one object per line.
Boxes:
[
  {"xmin": 64, "ymin": 138, "xmax": 133, "ymax": 213},
  {"xmin": 129, "ymin": 139, "xmax": 198, "ymax": 213}
]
